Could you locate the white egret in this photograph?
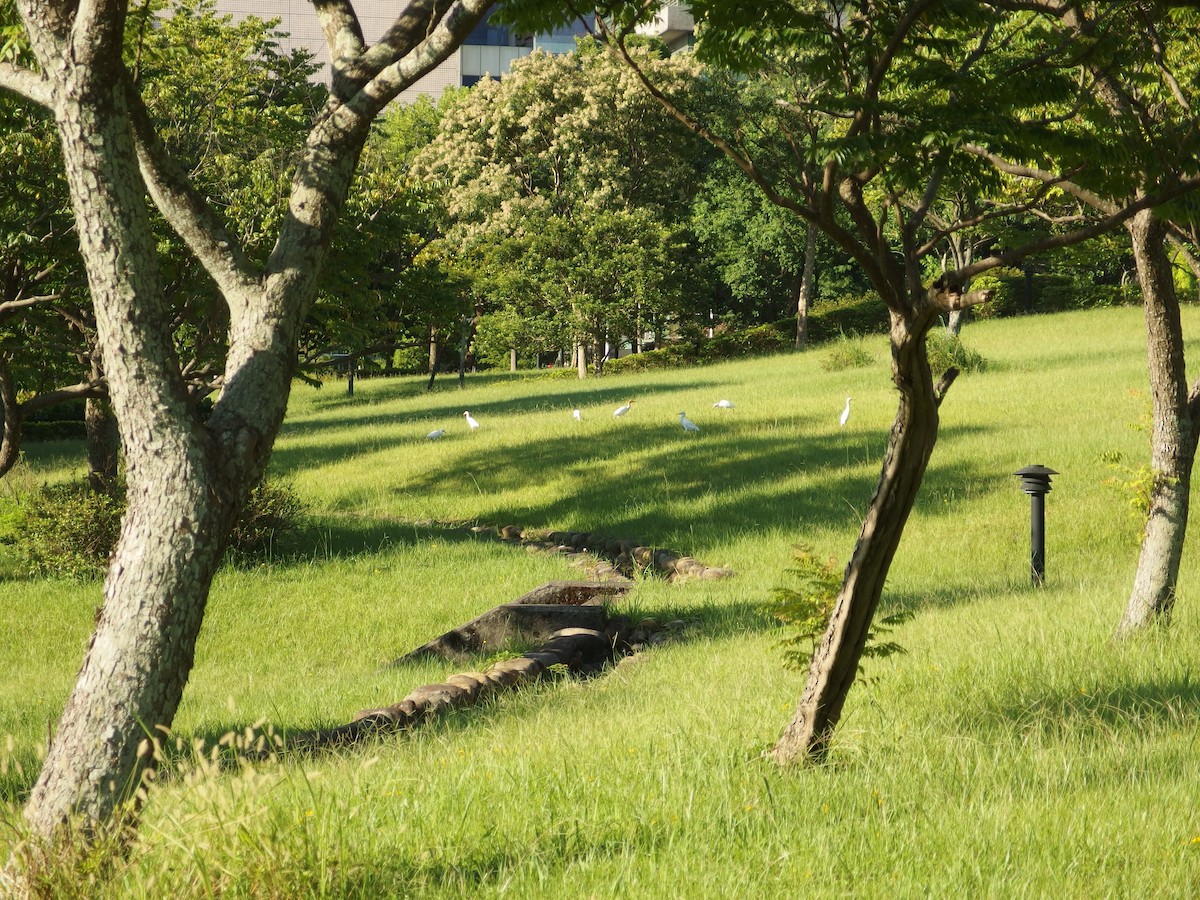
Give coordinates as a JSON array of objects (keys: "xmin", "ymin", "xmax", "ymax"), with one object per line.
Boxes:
[
  {"xmin": 613, "ymin": 400, "xmax": 635, "ymax": 417},
  {"xmin": 463, "ymin": 411, "xmax": 480, "ymax": 430},
  {"xmin": 713, "ymin": 399, "xmax": 735, "ymax": 409},
  {"xmin": 426, "ymin": 429, "xmax": 446, "ymax": 440},
  {"xmin": 573, "ymin": 408, "xmax": 582, "ymax": 421},
  {"xmin": 679, "ymin": 411, "xmax": 700, "ymax": 433},
  {"xmin": 840, "ymin": 397, "xmax": 852, "ymax": 427}
]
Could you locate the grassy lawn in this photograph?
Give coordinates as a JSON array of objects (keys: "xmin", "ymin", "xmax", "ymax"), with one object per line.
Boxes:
[{"xmin": 3, "ymin": 306, "xmax": 1200, "ymax": 896}]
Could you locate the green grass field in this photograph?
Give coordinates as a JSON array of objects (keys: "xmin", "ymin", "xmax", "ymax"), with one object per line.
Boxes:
[{"xmin": 4, "ymin": 306, "xmax": 1200, "ymax": 897}]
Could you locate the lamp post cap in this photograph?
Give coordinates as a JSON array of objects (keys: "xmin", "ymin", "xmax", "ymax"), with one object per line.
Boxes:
[
  {"xmin": 1014, "ymin": 463, "xmax": 1058, "ymax": 494},
  {"xmin": 1014, "ymin": 464, "xmax": 1058, "ymax": 477}
]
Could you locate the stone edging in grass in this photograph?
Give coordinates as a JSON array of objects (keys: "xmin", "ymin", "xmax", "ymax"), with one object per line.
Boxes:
[
  {"xmin": 282, "ymin": 614, "xmax": 688, "ymax": 753},
  {"xmin": 480, "ymin": 525, "xmax": 734, "ymax": 582}
]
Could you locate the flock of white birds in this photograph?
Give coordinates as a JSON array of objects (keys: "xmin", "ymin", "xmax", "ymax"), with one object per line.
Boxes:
[{"xmin": 425, "ymin": 395, "xmax": 853, "ymax": 440}]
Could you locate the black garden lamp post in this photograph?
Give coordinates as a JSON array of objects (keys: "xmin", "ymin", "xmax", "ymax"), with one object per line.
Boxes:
[{"xmin": 1014, "ymin": 464, "xmax": 1058, "ymax": 586}]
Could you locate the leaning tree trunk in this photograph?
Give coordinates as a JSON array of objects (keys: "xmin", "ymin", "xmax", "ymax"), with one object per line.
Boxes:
[
  {"xmin": 8, "ymin": 0, "xmax": 493, "ymax": 859},
  {"xmin": 773, "ymin": 306, "xmax": 945, "ymax": 764},
  {"xmin": 21, "ymin": 51, "xmax": 247, "ymax": 838},
  {"xmin": 1117, "ymin": 211, "xmax": 1199, "ymax": 636}
]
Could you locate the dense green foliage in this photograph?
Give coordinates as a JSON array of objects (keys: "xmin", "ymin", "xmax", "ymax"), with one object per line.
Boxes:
[{"xmin": 4, "ymin": 477, "xmax": 308, "ymax": 578}]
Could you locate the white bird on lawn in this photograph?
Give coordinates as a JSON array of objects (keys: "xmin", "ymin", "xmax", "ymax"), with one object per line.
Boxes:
[
  {"xmin": 713, "ymin": 399, "xmax": 736, "ymax": 409},
  {"xmin": 840, "ymin": 397, "xmax": 852, "ymax": 428},
  {"xmin": 679, "ymin": 411, "xmax": 700, "ymax": 433},
  {"xmin": 573, "ymin": 407, "xmax": 582, "ymax": 421},
  {"xmin": 613, "ymin": 399, "xmax": 635, "ymax": 417},
  {"xmin": 463, "ymin": 411, "xmax": 480, "ymax": 430},
  {"xmin": 427, "ymin": 429, "xmax": 446, "ymax": 440}
]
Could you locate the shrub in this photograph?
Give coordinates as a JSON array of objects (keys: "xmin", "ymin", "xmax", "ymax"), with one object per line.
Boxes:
[
  {"xmin": 969, "ymin": 268, "xmax": 1025, "ymax": 319},
  {"xmin": 820, "ymin": 332, "xmax": 875, "ymax": 371},
  {"xmin": 12, "ymin": 477, "xmax": 307, "ymax": 579},
  {"xmin": 807, "ymin": 293, "xmax": 889, "ymax": 342},
  {"xmin": 24, "ymin": 420, "xmax": 89, "ymax": 442},
  {"xmin": 16, "ymin": 482, "xmax": 125, "ymax": 579},
  {"xmin": 603, "ymin": 324, "xmax": 791, "ymax": 376},
  {"xmin": 602, "ymin": 344, "xmax": 698, "ymax": 375},
  {"xmin": 704, "ymin": 324, "xmax": 792, "ymax": 359},
  {"xmin": 227, "ymin": 479, "xmax": 308, "ymax": 558},
  {"xmin": 925, "ymin": 331, "xmax": 987, "ymax": 376}
]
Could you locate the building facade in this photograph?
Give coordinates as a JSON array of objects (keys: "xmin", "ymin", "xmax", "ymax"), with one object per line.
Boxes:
[{"xmin": 212, "ymin": 2, "xmax": 693, "ymax": 102}]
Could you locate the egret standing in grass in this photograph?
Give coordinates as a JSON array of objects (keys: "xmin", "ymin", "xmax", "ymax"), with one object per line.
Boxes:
[
  {"xmin": 573, "ymin": 407, "xmax": 582, "ymax": 422},
  {"xmin": 613, "ymin": 400, "xmax": 635, "ymax": 417},
  {"xmin": 839, "ymin": 397, "xmax": 852, "ymax": 466},
  {"xmin": 463, "ymin": 411, "xmax": 480, "ymax": 430},
  {"xmin": 679, "ymin": 411, "xmax": 700, "ymax": 433},
  {"xmin": 426, "ymin": 429, "xmax": 445, "ymax": 440},
  {"xmin": 713, "ymin": 399, "xmax": 735, "ymax": 409}
]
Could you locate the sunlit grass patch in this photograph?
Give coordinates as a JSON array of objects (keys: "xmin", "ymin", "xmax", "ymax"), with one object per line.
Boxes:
[{"xmin": 4, "ymin": 307, "xmax": 1200, "ymax": 895}]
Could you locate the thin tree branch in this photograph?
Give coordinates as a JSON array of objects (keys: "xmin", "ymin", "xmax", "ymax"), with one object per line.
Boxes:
[
  {"xmin": 961, "ymin": 143, "xmax": 1118, "ymax": 214},
  {"xmin": 336, "ymin": 0, "xmax": 496, "ymax": 123},
  {"xmin": 123, "ymin": 75, "xmax": 263, "ymax": 315},
  {"xmin": 933, "ymin": 366, "xmax": 959, "ymax": 407},
  {"xmin": 955, "ymin": 177, "xmax": 1200, "ymax": 281},
  {"xmin": 0, "ymin": 293, "xmax": 62, "ymax": 319},
  {"xmin": 20, "ymin": 378, "xmax": 108, "ymax": 411}
]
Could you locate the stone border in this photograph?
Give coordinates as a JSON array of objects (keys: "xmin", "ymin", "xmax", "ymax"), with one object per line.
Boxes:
[
  {"xmin": 280, "ymin": 614, "xmax": 690, "ymax": 754},
  {"xmin": 480, "ymin": 525, "xmax": 734, "ymax": 582}
]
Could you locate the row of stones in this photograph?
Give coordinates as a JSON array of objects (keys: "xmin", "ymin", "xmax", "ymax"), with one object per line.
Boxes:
[
  {"xmin": 286, "ymin": 615, "xmax": 686, "ymax": 753},
  {"xmin": 488, "ymin": 525, "xmax": 733, "ymax": 582}
]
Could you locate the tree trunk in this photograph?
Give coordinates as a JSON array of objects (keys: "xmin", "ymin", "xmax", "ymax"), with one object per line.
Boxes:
[
  {"xmin": 427, "ymin": 326, "xmax": 439, "ymax": 390},
  {"xmin": 576, "ymin": 341, "xmax": 587, "ymax": 379},
  {"xmin": 1117, "ymin": 210, "xmax": 1199, "ymax": 636},
  {"xmin": 796, "ymin": 224, "xmax": 817, "ymax": 347},
  {"xmin": 0, "ymin": 356, "xmax": 23, "ymax": 479},
  {"xmin": 458, "ymin": 312, "xmax": 479, "ymax": 389},
  {"xmin": 85, "ymin": 395, "xmax": 120, "ymax": 491},
  {"xmin": 945, "ymin": 309, "xmax": 966, "ymax": 336},
  {"xmin": 510, "ymin": 347, "xmax": 517, "ymax": 372},
  {"xmin": 22, "ymin": 52, "xmax": 246, "ymax": 838},
  {"xmin": 8, "ymin": 0, "xmax": 494, "ymax": 855},
  {"xmin": 773, "ymin": 309, "xmax": 942, "ymax": 763}
]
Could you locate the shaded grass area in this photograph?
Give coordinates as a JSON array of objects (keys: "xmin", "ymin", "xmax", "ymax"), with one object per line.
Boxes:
[{"xmin": 4, "ymin": 308, "xmax": 1200, "ymax": 895}]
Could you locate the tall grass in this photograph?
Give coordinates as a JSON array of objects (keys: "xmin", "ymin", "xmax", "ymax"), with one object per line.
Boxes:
[{"xmin": 3, "ymin": 307, "xmax": 1200, "ymax": 896}]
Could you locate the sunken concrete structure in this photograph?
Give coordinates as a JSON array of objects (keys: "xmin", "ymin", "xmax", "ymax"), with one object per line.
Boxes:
[{"xmin": 395, "ymin": 580, "xmax": 633, "ymax": 664}]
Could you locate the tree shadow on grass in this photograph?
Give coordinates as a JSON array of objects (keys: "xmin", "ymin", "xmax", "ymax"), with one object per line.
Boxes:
[
  {"xmin": 963, "ymin": 674, "xmax": 1200, "ymax": 744},
  {"xmin": 256, "ymin": 417, "xmax": 1012, "ymax": 586},
  {"xmin": 387, "ymin": 419, "xmax": 999, "ymax": 553},
  {"xmin": 278, "ymin": 374, "xmax": 726, "ymax": 448},
  {"xmin": 880, "ymin": 576, "xmax": 1035, "ymax": 616},
  {"xmin": 255, "ymin": 516, "xmax": 492, "ymax": 565},
  {"xmin": 137, "ymin": 598, "xmax": 781, "ymax": 777}
]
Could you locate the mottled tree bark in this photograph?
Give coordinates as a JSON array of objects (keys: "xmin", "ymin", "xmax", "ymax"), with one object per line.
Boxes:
[
  {"xmin": 3, "ymin": 0, "xmax": 495, "ymax": 849},
  {"xmin": 1117, "ymin": 210, "xmax": 1200, "ymax": 635},
  {"xmin": 21, "ymin": 26, "xmax": 236, "ymax": 837}
]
